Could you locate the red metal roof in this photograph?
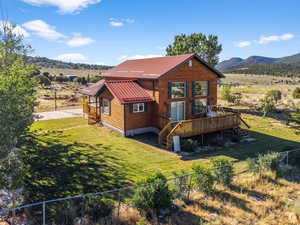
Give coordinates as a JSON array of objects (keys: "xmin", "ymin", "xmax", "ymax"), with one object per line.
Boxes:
[
  {"xmin": 105, "ymin": 80, "xmax": 154, "ymax": 104},
  {"xmin": 79, "ymin": 79, "xmax": 154, "ymax": 104},
  {"xmin": 102, "ymin": 53, "xmax": 224, "ymax": 79}
]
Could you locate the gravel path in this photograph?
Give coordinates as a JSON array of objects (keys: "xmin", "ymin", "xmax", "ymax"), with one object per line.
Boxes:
[{"xmin": 34, "ymin": 108, "xmax": 83, "ymax": 121}]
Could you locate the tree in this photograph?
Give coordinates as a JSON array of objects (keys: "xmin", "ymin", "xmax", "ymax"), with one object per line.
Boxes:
[
  {"xmin": 260, "ymin": 96, "xmax": 275, "ymax": 116},
  {"xmin": 166, "ymin": 33, "xmax": 222, "ymax": 67},
  {"xmin": 0, "ymin": 21, "xmax": 37, "ymax": 210},
  {"xmin": 131, "ymin": 172, "xmax": 173, "ymax": 219},
  {"xmin": 266, "ymin": 90, "xmax": 282, "ymax": 104}
]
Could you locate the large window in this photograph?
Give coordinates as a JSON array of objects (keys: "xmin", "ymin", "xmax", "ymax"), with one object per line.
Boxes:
[
  {"xmin": 133, "ymin": 103, "xmax": 145, "ymax": 113},
  {"xmin": 192, "ymin": 98, "xmax": 207, "ymax": 115},
  {"xmin": 169, "ymin": 82, "xmax": 186, "ymax": 99},
  {"xmin": 192, "ymin": 81, "xmax": 209, "ymax": 97},
  {"xmin": 102, "ymin": 98, "xmax": 110, "ymax": 115}
]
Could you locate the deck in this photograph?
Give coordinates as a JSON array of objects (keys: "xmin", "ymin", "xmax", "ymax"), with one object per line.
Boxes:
[{"xmin": 159, "ymin": 112, "xmax": 242, "ymax": 150}]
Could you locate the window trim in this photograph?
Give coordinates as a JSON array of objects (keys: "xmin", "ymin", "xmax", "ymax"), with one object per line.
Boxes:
[
  {"xmin": 132, "ymin": 103, "xmax": 145, "ymax": 113},
  {"xmin": 192, "ymin": 81, "xmax": 209, "ymax": 97},
  {"xmin": 102, "ymin": 98, "xmax": 110, "ymax": 115},
  {"xmin": 169, "ymin": 81, "xmax": 186, "ymax": 99}
]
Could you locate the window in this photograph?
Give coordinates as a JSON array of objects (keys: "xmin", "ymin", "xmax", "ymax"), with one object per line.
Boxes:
[
  {"xmin": 192, "ymin": 81, "xmax": 209, "ymax": 97},
  {"xmin": 102, "ymin": 98, "xmax": 110, "ymax": 115},
  {"xmin": 133, "ymin": 103, "xmax": 145, "ymax": 113},
  {"xmin": 188, "ymin": 60, "xmax": 193, "ymax": 67},
  {"xmin": 192, "ymin": 98, "xmax": 207, "ymax": 115},
  {"xmin": 169, "ymin": 82, "xmax": 186, "ymax": 99}
]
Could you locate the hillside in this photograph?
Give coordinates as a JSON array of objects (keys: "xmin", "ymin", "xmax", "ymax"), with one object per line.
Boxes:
[
  {"xmin": 217, "ymin": 56, "xmax": 280, "ymax": 71},
  {"xmin": 217, "ymin": 53, "xmax": 300, "ymax": 77},
  {"xmin": 25, "ymin": 56, "xmax": 112, "ymax": 70}
]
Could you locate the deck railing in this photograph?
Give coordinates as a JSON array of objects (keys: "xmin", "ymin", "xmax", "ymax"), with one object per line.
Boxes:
[{"xmin": 161, "ymin": 112, "xmax": 241, "ymax": 150}]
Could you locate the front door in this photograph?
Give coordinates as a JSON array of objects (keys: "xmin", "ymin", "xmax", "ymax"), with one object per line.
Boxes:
[{"xmin": 170, "ymin": 101, "xmax": 185, "ymax": 122}]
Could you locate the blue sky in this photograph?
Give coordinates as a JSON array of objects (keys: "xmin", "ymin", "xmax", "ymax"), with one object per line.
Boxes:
[{"xmin": 3, "ymin": 0, "xmax": 300, "ymax": 65}]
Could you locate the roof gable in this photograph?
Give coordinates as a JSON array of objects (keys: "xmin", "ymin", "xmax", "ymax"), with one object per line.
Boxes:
[{"xmin": 102, "ymin": 54, "xmax": 224, "ymax": 79}]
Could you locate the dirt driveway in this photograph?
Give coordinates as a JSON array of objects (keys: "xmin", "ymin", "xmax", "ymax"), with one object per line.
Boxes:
[{"xmin": 34, "ymin": 109, "xmax": 83, "ymax": 121}]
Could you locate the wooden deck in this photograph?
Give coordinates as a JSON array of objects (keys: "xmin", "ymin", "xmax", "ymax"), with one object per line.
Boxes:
[
  {"xmin": 159, "ymin": 112, "xmax": 241, "ymax": 150},
  {"xmin": 83, "ymin": 102, "xmax": 100, "ymax": 123}
]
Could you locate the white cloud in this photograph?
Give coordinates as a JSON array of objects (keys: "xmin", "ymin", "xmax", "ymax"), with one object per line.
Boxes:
[
  {"xmin": 109, "ymin": 21, "xmax": 124, "ymax": 27},
  {"xmin": 119, "ymin": 54, "xmax": 163, "ymax": 60},
  {"xmin": 22, "ymin": 20, "xmax": 65, "ymax": 41},
  {"xmin": 258, "ymin": 33, "xmax": 295, "ymax": 44},
  {"xmin": 21, "ymin": 0, "xmax": 101, "ymax": 14},
  {"xmin": 66, "ymin": 33, "xmax": 95, "ymax": 47},
  {"xmin": 235, "ymin": 41, "xmax": 251, "ymax": 48},
  {"xmin": 56, "ymin": 53, "xmax": 87, "ymax": 63},
  {"xmin": 0, "ymin": 21, "xmax": 30, "ymax": 37},
  {"xmin": 109, "ymin": 18, "xmax": 135, "ymax": 27}
]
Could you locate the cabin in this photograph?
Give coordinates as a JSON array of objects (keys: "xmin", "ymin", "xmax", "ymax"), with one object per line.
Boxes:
[{"xmin": 79, "ymin": 53, "xmax": 242, "ymax": 150}]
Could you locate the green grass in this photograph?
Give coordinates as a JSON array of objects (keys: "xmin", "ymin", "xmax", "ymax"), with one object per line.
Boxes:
[{"xmin": 23, "ymin": 115, "xmax": 300, "ymax": 202}]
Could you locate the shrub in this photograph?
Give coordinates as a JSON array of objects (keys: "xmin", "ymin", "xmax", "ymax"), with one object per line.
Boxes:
[
  {"xmin": 211, "ymin": 158, "xmax": 233, "ymax": 186},
  {"xmin": 131, "ymin": 172, "xmax": 173, "ymax": 218},
  {"xmin": 260, "ymin": 96, "xmax": 275, "ymax": 116},
  {"xmin": 172, "ymin": 170, "xmax": 190, "ymax": 199},
  {"xmin": 247, "ymin": 152, "xmax": 281, "ymax": 178},
  {"xmin": 220, "ymin": 85, "xmax": 234, "ymax": 103},
  {"xmin": 266, "ymin": 90, "xmax": 282, "ymax": 103},
  {"xmin": 181, "ymin": 139, "xmax": 194, "ymax": 152},
  {"xmin": 90, "ymin": 76, "xmax": 102, "ymax": 83},
  {"xmin": 293, "ymin": 87, "xmax": 300, "ymax": 99},
  {"xmin": 85, "ymin": 196, "xmax": 115, "ymax": 222},
  {"xmin": 192, "ymin": 164, "xmax": 215, "ymax": 194},
  {"xmin": 37, "ymin": 74, "xmax": 51, "ymax": 86}
]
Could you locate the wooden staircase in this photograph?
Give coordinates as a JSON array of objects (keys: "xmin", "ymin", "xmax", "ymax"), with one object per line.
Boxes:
[{"xmin": 158, "ymin": 112, "xmax": 244, "ymax": 150}]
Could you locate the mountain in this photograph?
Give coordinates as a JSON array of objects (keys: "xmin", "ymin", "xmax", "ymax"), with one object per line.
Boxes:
[
  {"xmin": 216, "ymin": 56, "xmax": 279, "ymax": 71},
  {"xmin": 25, "ymin": 56, "xmax": 112, "ymax": 70},
  {"xmin": 219, "ymin": 53, "xmax": 300, "ymax": 77},
  {"xmin": 278, "ymin": 53, "xmax": 300, "ymax": 64}
]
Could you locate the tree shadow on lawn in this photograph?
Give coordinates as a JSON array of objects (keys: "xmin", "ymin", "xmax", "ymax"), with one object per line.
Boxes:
[
  {"xmin": 180, "ymin": 130, "xmax": 300, "ymax": 162},
  {"xmin": 19, "ymin": 131, "xmax": 129, "ymax": 204}
]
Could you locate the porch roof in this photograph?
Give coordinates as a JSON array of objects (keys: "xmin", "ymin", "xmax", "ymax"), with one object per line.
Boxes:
[{"xmin": 79, "ymin": 79, "xmax": 154, "ymax": 104}]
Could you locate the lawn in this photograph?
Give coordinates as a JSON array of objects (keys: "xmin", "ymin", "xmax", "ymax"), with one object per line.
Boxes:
[{"xmin": 23, "ymin": 114, "xmax": 300, "ymax": 203}]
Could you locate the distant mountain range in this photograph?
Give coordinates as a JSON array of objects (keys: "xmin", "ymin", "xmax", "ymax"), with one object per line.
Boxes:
[
  {"xmin": 25, "ymin": 56, "xmax": 112, "ymax": 70},
  {"xmin": 216, "ymin": 53, "xmax": 300, "ymax": 72}
]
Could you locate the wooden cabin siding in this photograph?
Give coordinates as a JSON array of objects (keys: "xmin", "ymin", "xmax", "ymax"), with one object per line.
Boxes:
[
  {"xmin": 158, "ymin": 58, "xmax": 218, "ymax": 128},
  {"xmin": 98, "ymin": 89, "xmax": 125, "ymax": 130},
  {"xmin": 124, "ymin": 102, "xmax": 154, "ymax": 131}
]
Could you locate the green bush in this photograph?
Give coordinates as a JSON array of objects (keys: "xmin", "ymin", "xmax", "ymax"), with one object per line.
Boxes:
[
  {"xmin": 84, "ymin": 196, "xmax": 115, "ymax": 222},
  {"xmin": 37, "ymin": 74, "xmax": 51, "ymax": 86},
  {"xmin": 181, "ymin": 139, "xmax": 194, "ymax": 152},
  {"xmin": 131, "ymin": 172, "xmax": 173, "ymax": 217},
  {"xmin": 192, "ymin": 164, "xmax": 215, "ymax": 194},
  {"xmin": 220, "ymin": 85, "xmax": 234, "ymax": 103},
  {"xmin": 247, "ymin": 152, "xmax": 281, "ymax": 178},
  {"xmin": 293, "ymin": 87, "xmax": 300, "ymax": 99},
  {"xmin": 260, "ymin": 96, "xmax": 275, "ymax": 116},
  {"xmin": 211, "ymin": 158, "xmax": 233, "ymax": 186},
  {"xmin": 266, "ymin": 90, "xmax": 282, "ymax": 103}
]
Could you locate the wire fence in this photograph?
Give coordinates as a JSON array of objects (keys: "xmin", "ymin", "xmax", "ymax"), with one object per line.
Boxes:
[{"xmin": 0, "ymin": 149, "xmax": 300, "ymax": 225}]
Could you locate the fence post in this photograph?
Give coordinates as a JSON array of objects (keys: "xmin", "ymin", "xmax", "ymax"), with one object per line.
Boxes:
[
  {"xmin": 43, "ymin": 201, "xmax": 46, "ymax": 225},
  {"xmin": 117, "ymin": 189, "xmax": 121, "ymax": 218},
  {"xmin": 187, "ymin": 174, "xmax": 193, "ymax": 201}
]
